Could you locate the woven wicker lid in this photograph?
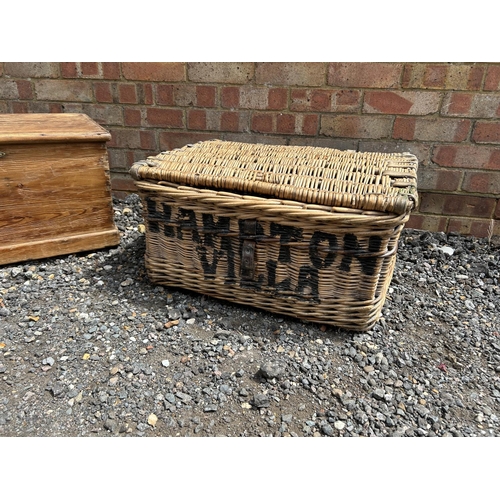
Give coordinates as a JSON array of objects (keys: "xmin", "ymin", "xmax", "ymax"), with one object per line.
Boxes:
[{"xmin": 130, "ymin": 140, "xmax": 418, "ymax": 215}]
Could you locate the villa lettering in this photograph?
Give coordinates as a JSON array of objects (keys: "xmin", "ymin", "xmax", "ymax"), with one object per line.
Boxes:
[{"xmin": 146, "ymin": 198, "xmax": 383, "ymax": 301}]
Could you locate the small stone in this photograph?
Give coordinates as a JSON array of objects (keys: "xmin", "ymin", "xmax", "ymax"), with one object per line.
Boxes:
[
  {"xmin": 241, "ymin": 402, "xmax": 252, "ymax": 409},
  {"xmin": 42, "ymin": 357, "xmax": 55, "ymax": 366},
  {"xmin": 161, "ymin": 360, "xmax": 170, "ymax": 368},
  {"xmin": 465, "ymin": 300, "xmax": 475, "ymax": 310},
  {"xmin": 322, "ymin": 423, "xmax": 335, "ymax": 436},
  {"xmin": 204, "ymin": 405, "xmax": 218, "ymax": 412},
  {"xmin": 252, "ymin": 393, "xmax": 271, "ymax": 408},
  {"xmin": 364, "ymin": 365, "xmax": 375, "ymax": 373},
  {"xmin": 50, "ymin": 383, "xmax": 65, "ymax": 397},
  {"xmin": 334, "ymin": 421, "xmax": 346, "ymax": 430},
  {"xmin": 147, "ymin": 413, "xmax": 158, "ymax": 427},
  {"xmin": 110, "ymin": 363, "xmax": 123, "ymax": 375},
  {"xmin": 104, "ymin": 419, "xmax": 119, "ymax": 433},
  {"xmin": 259, "ymin": 361, "xmax": 285, "ymax": 379},
  {"xmin": 331, "ymin": 388, "xmax": 344, "ymax": 399},
  {"xmin": 438, "ymin": 246, "xmax": 454, "ymax": 256},
  {"xmin": 372, "ymin": 389, "xmax": 385, "ymax": 400}
]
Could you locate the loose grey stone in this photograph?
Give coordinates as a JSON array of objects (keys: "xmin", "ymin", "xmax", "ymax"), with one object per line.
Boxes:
[
  {"xmin": 322, "ymin": 423, "xmax": 335, "ymax": 436},
  {"xmin": 372, "ymin": 389, "xmax": 385, "ymax": 400},
  {"xmin": 259, "ymin": 361, "xmax": 285, "ymax": 379},
  {"xmin": 252, "ymin": 394, "xmax": 270, "ymax": 408}
]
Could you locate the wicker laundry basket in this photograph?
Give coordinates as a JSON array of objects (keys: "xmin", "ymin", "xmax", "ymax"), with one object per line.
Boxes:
[{"xmin": 130, "ymin": 140, "xmax": 418, "ymax": 331}]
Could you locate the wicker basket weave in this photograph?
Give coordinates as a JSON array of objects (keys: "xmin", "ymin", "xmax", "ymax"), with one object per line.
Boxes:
[{"xmin": 130, "ymin": 140, "xmax": 418, "ymax": 331}]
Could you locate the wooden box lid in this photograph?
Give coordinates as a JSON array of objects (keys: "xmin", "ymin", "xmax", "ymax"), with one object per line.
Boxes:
[{"xmin": 0, "ymin": 113, "xmax": 111, "ymax": 144}]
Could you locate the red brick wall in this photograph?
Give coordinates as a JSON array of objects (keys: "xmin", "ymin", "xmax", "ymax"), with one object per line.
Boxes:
[{"xmin": 1, "ymin": 62, "xmax": 499, "ymax": 237}]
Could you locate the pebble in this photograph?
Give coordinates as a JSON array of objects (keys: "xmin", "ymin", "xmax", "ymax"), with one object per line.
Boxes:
[
  {"xmin": 259, "ymin": 361, "xmax": 285, "ymax": 379},
  {"xmin": 0, "ymin": 195, "xmax": 498, "ymax": 437}
]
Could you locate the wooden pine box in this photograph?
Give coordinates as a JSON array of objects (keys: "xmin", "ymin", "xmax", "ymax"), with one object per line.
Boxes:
[
  {"xmin": 130, "ymin": 140, "xmax": 418, "ymax": 331},
  {"xmin": 0, "ymin": 113, "xmax": 120, "ymax": 265}
]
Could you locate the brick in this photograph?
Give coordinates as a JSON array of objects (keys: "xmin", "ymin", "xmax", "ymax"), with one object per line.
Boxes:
[
  {"xmin": 276, "ymin": 113, "xmax": 295, "ymax": 134},
  {"xmin": 239, "ymin": 87, "xmax": 269, "ymax": 109},
  {"xmin": 251, "ymin": 113, "xmax": 274, "ymax": 133},
  {"xmin": 34, "ymin": 80, "xmax": 93, "ymax": 102},
  {"xmin": 111, "ymin": 175, "xmax": 137, "ymax": 194},
  {"xmin": 140, "ymin": 130, "xmax": 157, "ymax": 150},
  {"xmin": 364, "ymin": 91, "xmax": 441, "ymax": 115},
  {"xmin": 402, "ymin": 63, "xmax": 485, "ymax": 90},
  {"xmin": 80, "ymin": 62, "xmax": 100, "ymax": 77},
  {"xmin": 359, "ymin": 141, "xmax": 431, "ymax": 166},
  {"xmin": 124, "ymin": 108, "xmax": 142, "ymax": 127},
  {"xmin": 5, "ymin": 62, "xmax": 59, "ymax": 78},
  {"xmin": 462, "ymin": 171, "xmax": 500, "ymax": 194},
  {"xmin": 221, "ymin": 87, "xmax": 240, "ymax": 108},
  {"xmin": 302, "ymin": 114, "xmax": 319, "ymax": 136},
  {"xmin": 424, "ymin": 65, "xmax": 447, "ymax": 88},
  {"xmin": 256, "ymin": 63, "xmax": 326, "ymax": 87},
  {"xmin": 203, "ymin": 110, "xmax": 223, "ymax": 131},
  {"xmin": 442, "ymin": 93, "xmax": 473, "ymax": 116},
  {"xmin": 321, "ymin": 115, "xmax": 392, "ymax": 139},
  {"xmin": 220, "ymin": 112, "xmax": 240, "ymax": 132},
  {"xmin": 328, "ymin": 63, "xmax": 402, "ymax": 88},
  {"xmin": 158, "ymin": 131, "xmax": 219, "ymax": 151},
  {"xmin": 156, "ymin": 85, "xmax": 174, "ymax": 105},
  {"xmin": 83, "ymin": 104, "xmax": 123, "ymax": 126},
  {"xmin": 290, "ymin": 89, "xmax": 361, "ymax": 112},
  {"xmin": 442, "ymin": 93, "xmax": 500, "ymax": 118},
  {"xmin": 94, "ymin": 82, "xmax": 114, "ymax": 103},
  {"xmin": 11, "ymin": 102, "xmax": 28, "ymax": 113},
  {"xmin": 290, "ymin": 89, "xmax": 308, "ymax": 111},
  {"xmin": 173, "ymin": 85, "xmax": 197, "ymax": 106},
  {"xmin": 107, "ymin": 149, "xmax": 129, "ymax": 172},
  {"xmin": 419, "ymin": 192, "xmax": 496, "ymax": 218},
  {"xmin": 0, "ymin": 80, "xmax": 19, "ymax": 99},
  {"xmin": 25, "ymin": 102, "xmax": 62, "ymax": 113},
  {"xmin": 107, "ymin": 128, "xmax": 141, "ymax": 149},
  {"xmin": 60, "ymin": 62, "xmax": 78, "ymax": 78},
  {"xmin": 309, "ymin": 90, "xmax": 331, "ymax": 111},
  {"xmin": 146, "ymin": 108, "xmax": 184, "ymax": 128},
  {"xmin": 417, "ymin": 167, "xmax": 462, "ymax": 191},
  {"xmin": 485, "ymin": 66, "xmax": 500, "ymax": 91},
  {"xmin": 122, "ymin": 62, "xmax": 185, "ymax": 82},
  {"xmin": 196, "ymin": 86, "xmax": 216, "ymax": 107},
  {"xmin": 335, "ymin": 90, "xmax": 362, "ymax": 110},
  {"xmin": 188, "ymin": 63, "xmax": 253, "ymax": 84},
  {"xmin": 267, "ymin": 88, "xmax": 288, "ymax": 110},
  {"xmin": 393, "ymin": 117, "xmax": 471, "ymax": 142},
  {"xmin": 102, "ymin": 63, "xmax": 121, "ymax": 80},
  {"xmin": 405, "ymin": 214, "xmax": 448, "ymax": 233},
  {"xmin": 118, "ymin": 83, "xmax": 138, "ymax": 104},
  {"xmin": 47, "ymin": 103, "xmax": 64, "ymax": 113},
  {"xmin": 472, "ymin": 122, "xmax": 500, "ymax": 144},
  {"xmin": 433, "ymin": 145, "xmax": 500, "ymax": 170},
  {"xmin": 447, "ymin": 217, "xmax": 498, "ymax": 238},
  {"xmin": 188, "ymin": 110, "xmax": 207, "ymax": 130}
]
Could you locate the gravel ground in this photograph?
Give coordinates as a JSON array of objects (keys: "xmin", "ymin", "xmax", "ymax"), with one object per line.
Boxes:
[{"xmin": 1, "ymin": 194, "xmax": 499, "ymax": 438}]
